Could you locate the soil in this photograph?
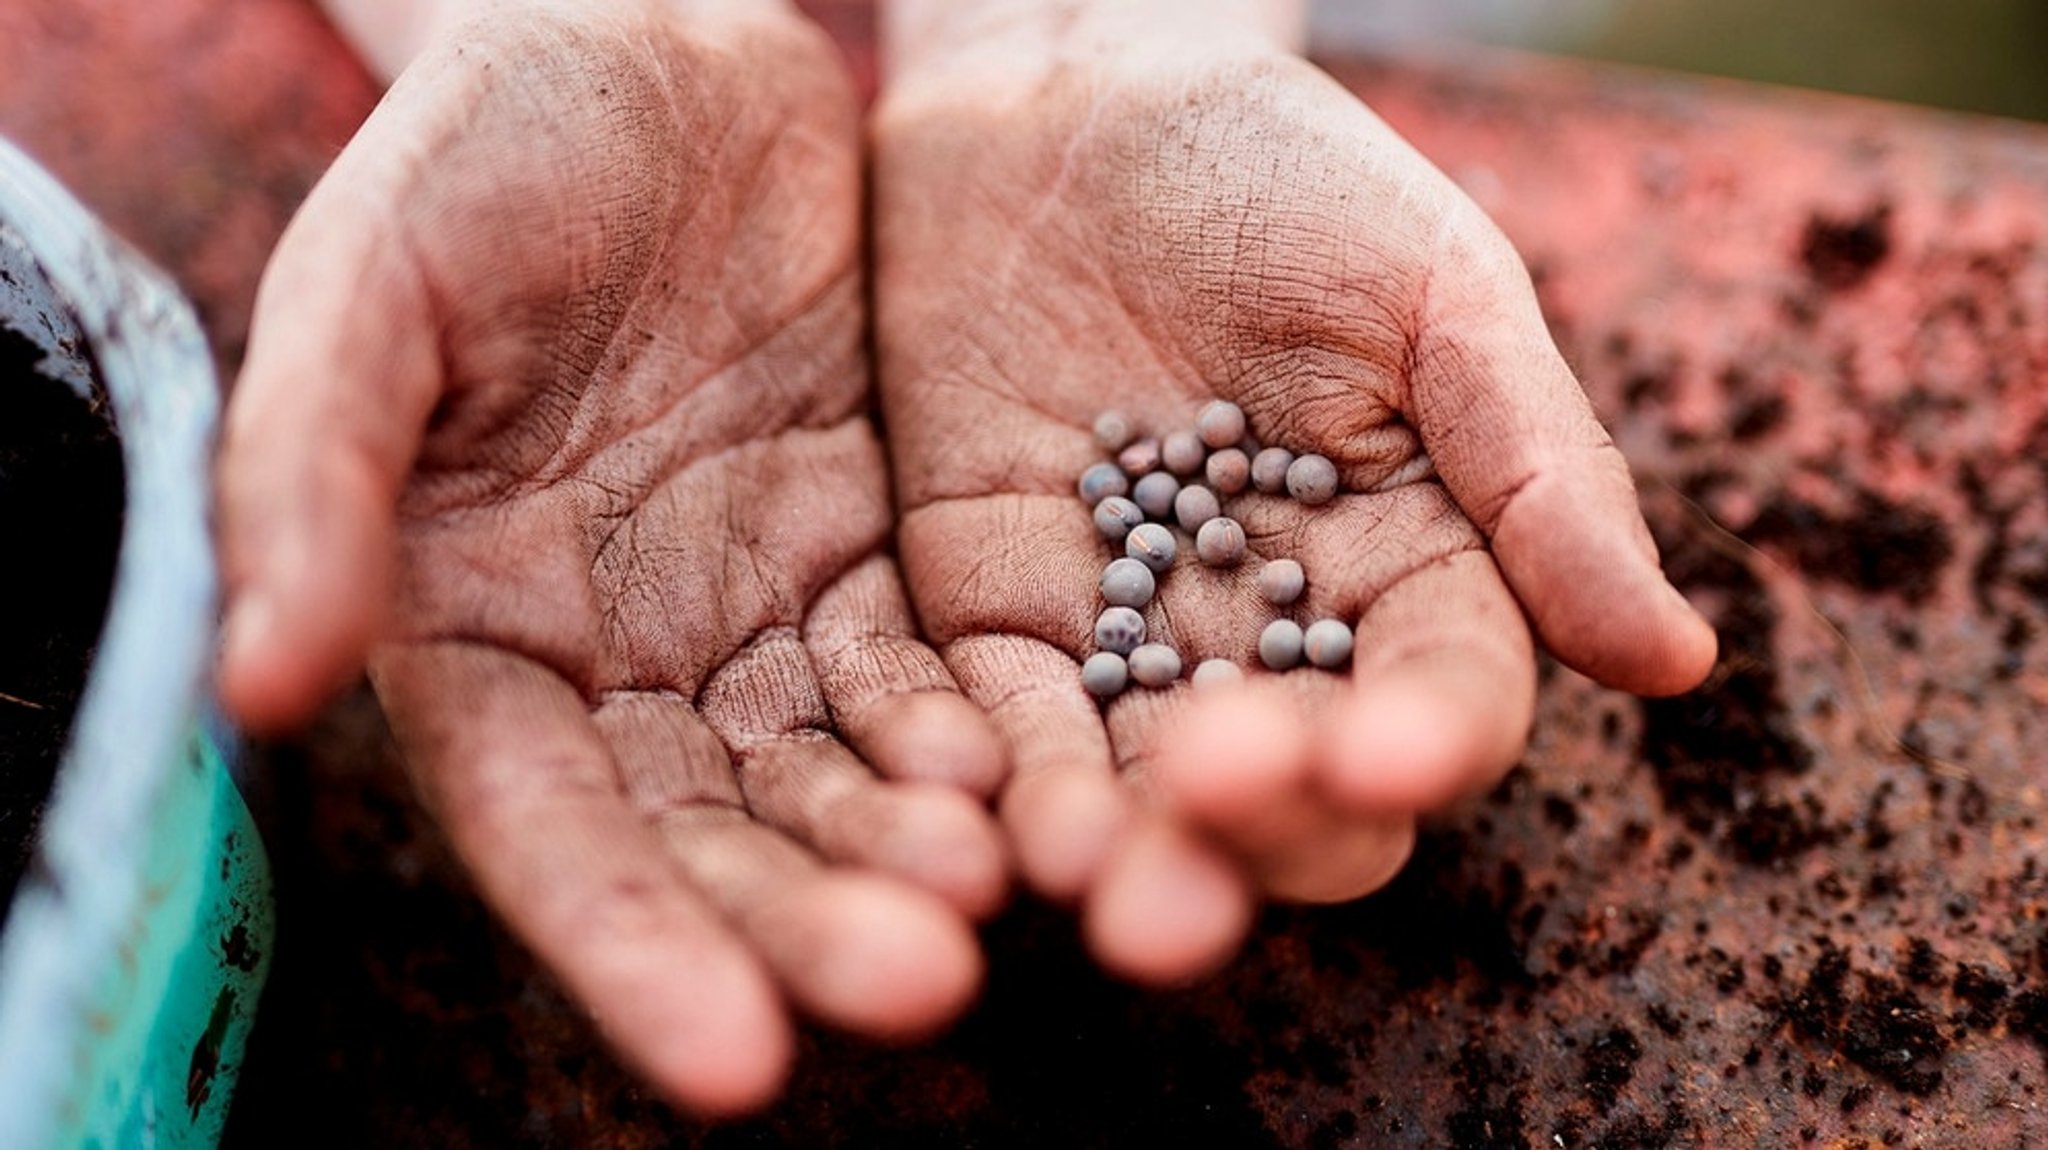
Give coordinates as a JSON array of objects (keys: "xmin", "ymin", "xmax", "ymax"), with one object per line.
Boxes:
[{"xmin": 0, "ymin": 320, "xmax": 123, "ymax": 922}]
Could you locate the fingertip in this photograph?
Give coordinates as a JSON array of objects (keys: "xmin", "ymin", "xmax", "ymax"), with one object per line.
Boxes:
[
  {"xmin": 1634, "ymin": 587, "xmax": 1720, "ymax": 697},
  {"xmin": 1000, "ymin": 764, "xmax": 1130, "ymax": 902},
  {"xmin": 1253, "ymin": 816, "xmax": 1417, "ymax": 905},
  {"xmin": 624, "ymin": 949, "xmax": 794, "ymax": 1119},
  {"xmin": 1156, "ymin": 685, "xmax": 1307, "ymax": 824},
  {"xmin": 754, "ymin": 874, "xmax": 983, "ymax": 1041},
  {"xmin": 1318, "ymin": 674, "xmax": 1518, "ymax": 815},
  {"xmin": 863, "ymin": 690, "xmax": 1010, "ymax": 797},
  {"xmin": 216, "ymin": 572, "xmax": 384, "ymax": 737},
  {"xmin": 867, "ymin": 784, "xmax": 1013, "ymax": 920},
  {"xmin": 1082, "ymin": 818, "xmax": 1254, "ymax": 986}
]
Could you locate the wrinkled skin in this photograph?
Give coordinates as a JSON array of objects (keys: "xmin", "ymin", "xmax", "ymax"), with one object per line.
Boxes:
[
  {"xmin": 214, "ymin": 1, "xmax": 1009, "ymax": 1115},
  {"xmin": 873, "ymin": 44, "xmax": 1717, "ymax": 982}
]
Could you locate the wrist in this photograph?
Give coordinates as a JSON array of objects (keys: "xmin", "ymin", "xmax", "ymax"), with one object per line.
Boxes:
[
  {"xmin": 884, "ymin": 0, "xmax": 1306, "ymax": 94},
  {"xmin": 320, "ymin": 0, "xmax": 803, "ymax": 85}
]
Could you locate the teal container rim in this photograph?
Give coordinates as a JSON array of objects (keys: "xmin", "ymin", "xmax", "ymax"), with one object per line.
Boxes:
[{"xmin": 0, "ymin": 136, "xmax": 230, "ymax": 1144}]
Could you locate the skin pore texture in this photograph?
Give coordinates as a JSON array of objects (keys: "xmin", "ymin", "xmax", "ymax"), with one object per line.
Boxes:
[{"xmin": 213, "ymin": 0, "xmax": 1717, "ymax": 1118}]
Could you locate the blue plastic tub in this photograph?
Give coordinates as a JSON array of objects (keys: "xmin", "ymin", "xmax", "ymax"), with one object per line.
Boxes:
[{"xmin": 0, "ymin": 137, "xmax": 271, "ymax": 1149}]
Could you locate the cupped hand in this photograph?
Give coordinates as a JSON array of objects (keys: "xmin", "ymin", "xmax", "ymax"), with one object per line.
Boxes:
[
  {"xmin": 216, "ymin": 0, "xmax": 1008, "ymax": 1114},
  {"xmin": 872, "ymin": 17, "xmax": 1715, "ymax": 984}
]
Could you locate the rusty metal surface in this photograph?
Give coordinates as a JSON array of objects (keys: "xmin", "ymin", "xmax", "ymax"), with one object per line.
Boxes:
[{"xmin": 5, "ymin": 2, "xmax": 2048, "ymax": 1146}]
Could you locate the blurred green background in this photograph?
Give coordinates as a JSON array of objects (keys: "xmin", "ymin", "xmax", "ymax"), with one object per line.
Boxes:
[{"xmin": 1312, "ymin": 0, "xmax": 2048, "ymax": 121}]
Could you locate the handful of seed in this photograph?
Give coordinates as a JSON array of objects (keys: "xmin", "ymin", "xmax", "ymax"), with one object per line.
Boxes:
[{"xmin": 1079, "ymin": 401, "xmax": 1355, "ymax": 699}]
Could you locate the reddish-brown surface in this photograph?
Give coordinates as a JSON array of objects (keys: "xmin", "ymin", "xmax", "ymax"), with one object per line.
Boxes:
[{"xmin": 5, "ymin": 2, "xmax": 2048, "ymax": 1146}]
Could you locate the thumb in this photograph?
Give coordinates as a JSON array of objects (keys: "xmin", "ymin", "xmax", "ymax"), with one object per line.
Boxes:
[
  {"xmin": 1406, "ymin": 209, "xmax": 1715, "ymax": 697},
  {"xmin": 216, "ymin": 159, "xmax": 442, "ymax": 734}
]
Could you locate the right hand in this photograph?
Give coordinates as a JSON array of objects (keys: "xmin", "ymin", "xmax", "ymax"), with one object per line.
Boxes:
[{"xmin": 216, "ymin": 0, "xmax": 1009, "ymax": 1115}]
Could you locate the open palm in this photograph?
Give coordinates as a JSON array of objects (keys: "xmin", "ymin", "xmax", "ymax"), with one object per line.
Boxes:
[
  {"xmin": 216, "ymin": 1, "xmax": 1005, "ymax": 1114},
  {"xmin": 874, "ymin": 44, "xmax": 1715, "ymax": 981}
]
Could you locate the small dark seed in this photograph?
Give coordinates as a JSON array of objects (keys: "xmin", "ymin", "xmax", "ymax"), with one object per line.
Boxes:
[
  {"xmin": 1251, "ymin": 447, "xmax": 1295, "ymax": 494},
  {"xmin": 1119, "ymin": 437, "xmax": 1162, "ymax": 477},
  {"xmin": 1173, "ymin": 484, "xmax": 1222, "ymax": 532},
  {"xmin": 1126, "ymin": 523, "xmax": 1177, "ymax": 573},
  {"xmin": 1128, "ymin": 643, "xmax": 1183, "ymax": 687},
  {"xmin": 1132, "ymin": 471, "xmax": 1181, "ymax": 519},
  {"xmin": 1082, "ymin": 651, "xmax": 1129, "ymax": 697},
  {"xmin": 1078, "ymin": 461, "xmax": 1129, "ymax": 504},
  {"xmin": 1259, "ymin": 619, "xmax": 1305, "ymax": 670},
  {"xmin": 1095, "ymin": 606, "xmax": 1147, "ymax": 655},
  {"xmin": 1256, "ymin": 558, "xmax": 1305, "ymax": 605},
  {"xmin": 1303, "ymin": 619, "xmax": 1354, "ymax": 668},
  {"xmin": 1094, "ymin": 496, "xmax": 1144, "ymax": 543},
  {"xmin": 1196, "ymin": 400, "xmax": 1247, "ymax": 449},
  {"xmin": 1286, "ymin": 454, "xmax": 1339, "ymax": 505},
  {"xmin": 1205, "ymin": 448, "xmax": 1250, "ymax": 495},
  {"xmin": 1101, "ymin": 558, "xmax": 1156, "ymax": 608},
  {"xmin": 1195, "ymin": 517, "xmax": 1247, "ymax": 567},
  {"xmin": 1094, "ymin": 410, "xmax": 1135, "ymax": 452}
]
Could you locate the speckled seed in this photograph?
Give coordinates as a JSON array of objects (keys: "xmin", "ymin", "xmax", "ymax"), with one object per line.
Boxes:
[
  {"xmin": 1126, "ymin": 523, "xmax": 1177, "ymax": 573},
  {"xmin": 1093, "ymin": 496, "xmax": 1144, "ymax": 544},
  {"xmin": 1259, "ymin": 619, "xmax": 1305, "ymax": 671},
  {"xmin": 1081, "ymin": 651, "xmax": 1129, "ymax": 698},
  {"xmin": 1205, "ymin": 448, "xmax": 1250, "ymax": 495},
  {"xmin": 1251, "ymin": 447, "xmax": 1295, "ymax": 494},
  {"xmin": 1162, "ymin": 429, "xmax": 1207, "ymax": 477},
  {"xmin": 1256, "ymin": 558, "xmax": 1305, "ymax": 605},
  {"xmin": 1095, "ymin": 606, "xmax": 1147, "ymax": 656},
  {"xmin": 1078, "ymin": 461, "xmax": 1129, "ymax": 504},
  {"xmin": 1303, "ymin": 619, "xmax": 1354, "ymax": 669},
  {"xmin": 1101, "ymin": 558, "xmax": 1156, "ymax": 608},
  {"xmin": 1118, "ymin": 437, "xmax": 1162, "ymax": 477},
  {"xmin": 1094, "ymin": 410, "xmax": 1135, "ymax": 453},
  {"xmin": 1286, "ymin": 453, "xmax": 1340, "ymax": 505},
  {"xmin": 1196, "ymin": 400, "xmax": 1247, "ymax": 449},
  {"xmin": 1173, "ymin": 484, "xmax": 1222, "ymax": 532},
  {"xmin": 1132, "ymin": 471, "xmax": 1181, "ymax": 520},
  {"xmin": 1196, "ymin": 517, "xmax": 1247, "ymax": 567},
  {"xmin": 1128, "ymin": 643, "xmax": 1183, "ymax": 687},
  {"xmin": 1192, "ymin": 659, "xmax": 1244, "ymax": 688}
]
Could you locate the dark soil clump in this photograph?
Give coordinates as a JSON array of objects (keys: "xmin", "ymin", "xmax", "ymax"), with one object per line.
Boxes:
[{"xmin": 0, "ymin": 321, "xmax": 123, "ymax": 920}]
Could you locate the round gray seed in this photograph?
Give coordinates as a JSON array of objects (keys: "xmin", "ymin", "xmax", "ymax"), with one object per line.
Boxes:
[
  {"xmin": 1173, "ymin": 484, "xmax": 1222, "ymax": 532},
  {"xmin": 1196, "ymin": 516, "xmax": 1247, "ymax": 567},
  {"xmin": 1286, "ymin": 453, "xmax": 1340, "ymax": 505},
  {"xmin": 1078, "ymin": 461, "xmax": 1129, "ymax": 504},
  {"xmin": 1205, "ymin": 447, "xmax": 1251, "ymax": 495},
  {"xmin": 1081, "ymin": 651, "xmax": 1129, "ymax": 698},
  {"xmin": 1094, "ymin": 410, "xmax": 1135, "ymax": 452},
  {"xmin": 1119, "ymin": 437, "xmax": 1162, "ymax": 477},
  {"xmin": 1251, "ymin": 447, "xmax": 1295, "ymax": 494},
  {"xmin": 1128, "ymin": 643, "xmax": 1183, "ymax": 687},
  {"xmin": 1196, "ymin": 400, "xmax": 1247, "ymax": 449},
  {"xmin": 1162, "ymin": 429, "xmax": 1207, "ymax": 477},
  {"xmin": 1256, "ymin": 558, "xmax": 1305, "ymax": 605},
  {"xmin": 1259, "ymin": 619, "xmax": 1305, "ymax": 671},
  {"xmin": 1303, "ymin": 619, "xmax": 1354, "ymax": 669},
  {"xmin": 1093, "ymin": 495, "xmax": 1144, "ymax": 544},
  {"xmin": 1132, "ymin": 471, "xmax": 1181, "ymax": 520},
  {"xmin": 1095, "ymin": 606, "xmax": 1147, "ymax": 656},
  {"xmin": 1126, "ymin": 522, "xmax": 1177, "ymax": 573},
  {"xmin": 1191, "ymin": 659, "xmax": 1244, "ymax": 688},
  {"xmin": 1101, "ymin": 558, "xmax": 1156, "ymax": 608}
]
